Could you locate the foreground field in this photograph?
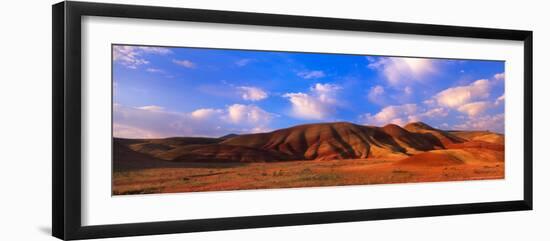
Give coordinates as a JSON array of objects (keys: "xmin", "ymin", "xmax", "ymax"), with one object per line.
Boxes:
[{"xmin": 113, "ymin": 155, "xmax": 503, "ymax": 195}]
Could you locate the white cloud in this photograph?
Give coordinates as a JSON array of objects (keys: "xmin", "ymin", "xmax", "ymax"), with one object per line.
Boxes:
[
  {"xmin": 113, "ymin": 104, "xmax": 274, "ymax": 138},
  {"xmin": 367, "ymin": 85, "xmax": 413, "ymax": 106},
  {"xmin": 435, "ymin": 79, "xmax": 490, "ymax": 108},
  {"xmin": 360, "ymin": 103, "xmax": 450, "ymax": 127},
  {"xmin": 226, "ymin": 104, "xmax": 274, "ymax": 124},
  {"xmin": 113, "ymin": 123, "xmax": 160, "ymax": 139},
  {"xmin": 495, "ymin": 93, "xmax": 505, "ymax": 106},
  {"xmin": 113, "ymin": 46, "xmax": 172, "ymax": 69},
  {"xmin": 146, "ymin": 68, "xmax": 164, "ymax": 73},
  {"xmin": 420, "ymin": 107, "xmax": 449, "ymax": 118},
  {"xmin": 456, "ymin": 101, "xmax": 492, "ymax": 117},
  {"xmin": 362, "ymin": 72, "xmax": 502, "ymax": 132},
  {"xmin": 173, "ymin": 59, "xmax": 196, "ymax": 69},
  {"xmin": 423, "ymin": 99, "xmax": 436, "ymax": 106},
  {"xmin": 136, "ymin": 105, "xmax": 164, "ymax": 111},
  {"xmin": 454, "ymin": 114, "xmax": 504, "ymax": 133},
  {"xmin": 370, "ymin": 85, "xmax": 385, "ymax": 95},
  {"xmin": 191, "ymin": 108, "xmax": 223, "ymax": 119},
  {"xmin": 283, "ymin": 83, "xmax": 342, "ymax": 120},
  {"xmin": 494, "ymin": 72, "xmax": 505, "ymax": 81},
  {"xmin": 312, "ymin": 83, "xmax": 342, "ymax": 103},
  {"xmin": 283, "ymin": 93, "xmax": 327, "ymax": 120},
  {"xmin": 297, "ymin": 70, "xmax": 325, "ymax": 79},
  {"xmin": 137, "ymin": 46, "xmax": 172, "ymax": 55},
  {"xmin": 367, "ymin": 85, "xmax": 385, "ymax": 102},
  {"xmin": 237, "ymin": 86, "xmax": 268, "ymax": 101},
  {"xmin": 114, "ymin": 104, "xmax": 187, "ymax": 138},
  {"xmin": 412, "ymin": 76, "xmax": 503, "ymax": 130},
  {"xmin": 367, "ymin": 57, "xmax": 437, "ymax": 86},
  {"xmin": 360, "ymin": 104, "xmax": 418, "ymax": 126},
  {"xmin": 235, "ymin": 58, "xmax": 254, "ymax": 67}
]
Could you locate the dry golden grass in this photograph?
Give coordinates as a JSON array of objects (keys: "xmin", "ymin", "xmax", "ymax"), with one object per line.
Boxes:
[{"xmin": 112, "ymin": 155, "xmax": 503, "ymax": 195}]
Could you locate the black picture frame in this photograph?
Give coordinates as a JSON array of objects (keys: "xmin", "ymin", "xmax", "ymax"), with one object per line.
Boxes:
[{"xmin": 52, "ymin": 1, "xmax": 533, "ymax": 240}]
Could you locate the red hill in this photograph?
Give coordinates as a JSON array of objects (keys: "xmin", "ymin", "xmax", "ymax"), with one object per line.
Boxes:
[{"xmin": 114, "ymin": 121, "xmax": 501, "ymax": 163}]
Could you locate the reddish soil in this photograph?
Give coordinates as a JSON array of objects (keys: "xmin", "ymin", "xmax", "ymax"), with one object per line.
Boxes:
[{"xmin": 112, "ymin": 121, "xmax": 505, "ymax": 195}]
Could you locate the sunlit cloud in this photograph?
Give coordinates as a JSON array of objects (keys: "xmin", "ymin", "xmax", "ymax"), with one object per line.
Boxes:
[
  {"xmin": 435, "ymin": 79, "xmax": 490, "ymax": 108},
  {"xmin": 283, "ymin": 83, "xmax": 342, "ymax": 120},
  {"xmin": 225, "ymin": 104, "xmax": 274, "ymax": 124},
  {"xmin": 360, "ymin": 103, "xmax": 450, "ymax": 127},
  {"xmin": 420, "ymin": 107, "xmax": 449, "ymax": 118},
  {"xmin": 367, "ymin": 85, "xmax": 386, "ymax": 105},
  {"xmin": 136, "ymin": 105, "xmax": 164, "ymax": 111},
  {"xmin": 494, "ymin": 72, "xmax": 505, "ymax": 81},
  {"xmin": 454, "ymin": 114, "xmax": 504, "ymax": 132},
  {"xmin": 113, "ymin": 46, "xmax": 172, "ymax": 69},
  {"xmin": 113, "ymin": 104, "xmax": 274, "ymax": 138},
  {"xmin": 173, "ymin": 59, "xmax": 196, "ymax": 69},
  {"xmin": 360, "ymin": 104, "xmax": 418, "ymax": 126},
  {"xmin": 367, "ymin": 57, "xmax": 437, "ymax": 86},
  {"xmin": 191, "ymin": 108, "xmax": 223, "ymax": 119},
  {"xmin": 456, "ymin": 101, "xmax": 492, "ymax": 117},
  {"xmin": 237, "ymin": 86, "xmax": 268, "ymax": 101},
  {"xmin": 495, "ymin": 94, "xmax": 505, "ymax": 106}
]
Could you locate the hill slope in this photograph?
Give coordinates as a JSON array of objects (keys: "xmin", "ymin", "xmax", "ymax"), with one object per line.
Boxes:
[{"xmin": 113, "ymin": 121, "xmax": 501, "ymax": 163}]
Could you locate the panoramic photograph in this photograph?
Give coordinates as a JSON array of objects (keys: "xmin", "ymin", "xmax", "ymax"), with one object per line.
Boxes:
[{"xmin": 112, "ymin": 44, "xmax": 505, "ymax": 195}]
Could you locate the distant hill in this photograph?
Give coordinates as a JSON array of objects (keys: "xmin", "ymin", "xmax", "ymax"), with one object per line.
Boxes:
[
  {"xmin": 219, "ymin": 133, "xmax": 239, "ymax": 140},
  {"xmin": 113, "ymin": 121, "xmax": 504, "ymax": 165}
]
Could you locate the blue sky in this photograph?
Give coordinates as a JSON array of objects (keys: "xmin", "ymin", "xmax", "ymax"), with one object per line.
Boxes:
[{"xmin": 112, "ymin": 45, "xmax": 505, "ymax": 138}]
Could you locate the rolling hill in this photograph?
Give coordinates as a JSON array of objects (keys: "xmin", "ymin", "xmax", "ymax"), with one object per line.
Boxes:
[{"xmin": 114, "ymin": 121, "xmax": 504, "ymax": 167}]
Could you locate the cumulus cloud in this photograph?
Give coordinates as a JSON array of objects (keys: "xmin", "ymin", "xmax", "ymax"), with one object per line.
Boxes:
[
  {"xmin": 360, "ymin": 71, "xmax": 504, "ymax": 131},
  {"xmin": 297, "ymin": 70, "xmax": 326, "ymax": 79},
  {"xmin": 453, "ymin": 114, "xmax": 504, "ymax": 133},
  {"xmin": 420, "ymin": 107, "xmax": 449, "ymax": 118},
  {"xmin": 456, "ymin": 101, "xmax": 492, "ymax": 117},
  {"xmin": 367, "ymin": 85, "xmax": 414, "ymax": 106},
  {"xmin": 495, "ymin": 93, "xmax": 505, "ymax": 106},
  {"xmin": 114, "ymin": 104, "xmax": 188, "ymax": 138},
  {"xmin": 283, "ymin": 93, "xmax": 326, "ymax": 120},
  {"xmin": 113, "ymin": 46, "xmax": 172, "ymax": 69},
  {"xmin": 367, "ymin": 85, "xmax": 385, "ymax": 104},
  {"xmin": 136, "ymin": 46, "xmax": 172, "ymax": 55},
  {"xmin": 283, "ymin": 83, "xmax": 342, "ymax": 120},
  {"xmin": 435, "ymin": 79, "xmax": 490, "ymax": 108},
  {"xmin": 367, "ymin": 57, "xmax": 437, "ymax": 86},
  {"xmin": 360, "ymin": 104, "xmax": 418, "ymax": 126},
  {"xmin": 173, "ymin": 59, "xmax": 196, "ymax": 69},
  {"xmin": 312, "ymin": 83, "xmax": 342, "ymax": 103},
  {"xmin": 113, "ymin": 104, "xmax": 274, "ymax": 138},
  {"xmin": 237, "ymin": 86, "xmax": 268, "ymax": 101},
  {"xmin": 494, "ymin": 72, "xmax": 505, "ymax": 81},
  {"xmin": 423, "ymin": 99, "xmax": 436, "ymax": 106},
  {"xmin": 225, "ymin": 104, "xmax": 274, "ymax": 124},
  {"xmin": 360, "ymin": 104, "xmax": 449, "ymax": 127}
]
